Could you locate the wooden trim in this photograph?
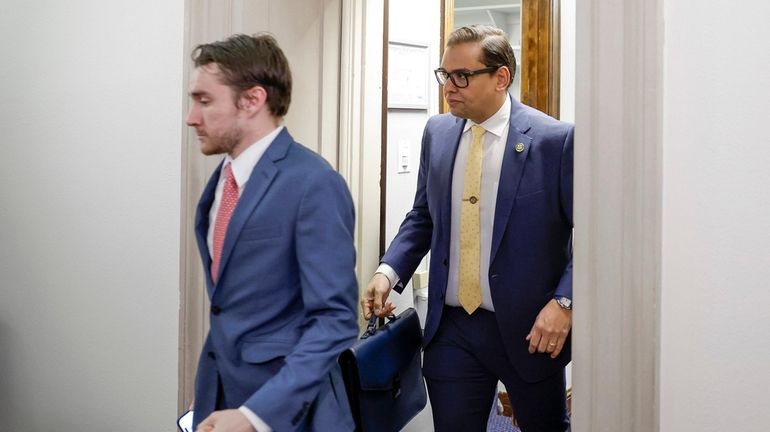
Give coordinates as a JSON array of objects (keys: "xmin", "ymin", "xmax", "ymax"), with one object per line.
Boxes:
[
  {"xmin": 572, "ymin": 0, "xmax": 663, "ymax": 430},
  {"xmin": 520, "ymin": 0, "xmax": 561, "ymax": 118}
]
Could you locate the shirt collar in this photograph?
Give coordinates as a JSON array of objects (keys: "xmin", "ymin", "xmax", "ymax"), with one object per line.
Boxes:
[
  {"xmin": 222, "ymin": 125, "xmax": 284, "ymax": 188},
  {"xmin": 463, "ymin": 94, "xmax": 511, "ymax": 138}
]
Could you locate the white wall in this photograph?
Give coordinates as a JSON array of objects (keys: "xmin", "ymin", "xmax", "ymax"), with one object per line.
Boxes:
[
  {"xmin": 0, "ymin": 1, "xmax": 184, "ymax": 430},
  {"xmin": 559, "ymin": 0, "xmax": 575, "ymax": 123},
  {"xmin": 661, "ymin": 1, "xmax": 770, "ymax": 430},
  {"xmin": 385, "ymin": 0, "xmax": 441, "ymax": 315}
]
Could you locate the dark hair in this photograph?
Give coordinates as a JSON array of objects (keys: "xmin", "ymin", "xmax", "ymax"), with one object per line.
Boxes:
[
  {"xmin": 192, "ymin": 33, "xmax": 292, "ymax": 117},
  {"xmin": 447, "ymin": 25, "xmax": 516, "ymax": 87}
]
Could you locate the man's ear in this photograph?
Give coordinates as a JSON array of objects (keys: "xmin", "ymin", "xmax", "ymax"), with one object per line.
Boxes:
[
  {"xmin": 238, "ymin": 85, "xmax": 268, "ymax": 115},
  {"xmin": 496, "ymin": 66, "xmax": 512, "ymax": 91}
]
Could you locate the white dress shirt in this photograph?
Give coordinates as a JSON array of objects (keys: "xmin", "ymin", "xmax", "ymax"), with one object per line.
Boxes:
[
  {"xmin": 378, "ymin": 95, "xmax": 511, "ymax": 312},
  {"xmin": 207, "ymin": 126, "xmax": 283, "ymax": 255},
  {"xmin": 206, "ymin": 125, "xmax": 283, "ymax": 432}
]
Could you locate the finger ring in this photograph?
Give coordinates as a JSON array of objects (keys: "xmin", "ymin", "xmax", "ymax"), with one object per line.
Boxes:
[{"xmin": 548, "ymin": 342, "xmax": 557, "ymax": 346}]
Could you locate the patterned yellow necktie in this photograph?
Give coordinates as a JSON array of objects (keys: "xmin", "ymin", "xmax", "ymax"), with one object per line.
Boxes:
[{"xmin": 459, "ymin": 124, "xmax": 485, "ymax": 314}]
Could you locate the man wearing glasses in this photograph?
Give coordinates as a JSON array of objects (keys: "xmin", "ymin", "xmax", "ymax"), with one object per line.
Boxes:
[{"xmin": 362, "ymin": 25, "xmax": 573, "ymax": 431}]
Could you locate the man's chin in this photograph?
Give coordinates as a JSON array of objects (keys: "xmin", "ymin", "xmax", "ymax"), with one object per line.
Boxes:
[
  {"xmin": 449, "ymin": 107, "xmax": 465, "ymax": 119},
  {"xmin": 198, "ymin": 142, "xmax": 225, "ymax": 156}
]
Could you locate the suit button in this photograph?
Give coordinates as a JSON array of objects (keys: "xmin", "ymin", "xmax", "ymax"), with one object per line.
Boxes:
[
  {"xmin": 211, "ymin": 306, "xmax": 222, "ymax": 315},
  {"xmin": 208, "ymin": 351, "xmax": 216, "ymax": 360},
  {"xmin": 491, "ymin": 274, "xmax": 499, "ymax": 279},
  {"xmin": 443, "ymin": 258, "xmax": 448, "ymax": 266},
  {"xmin": 439, "ymin": 292, "xmax": 445, "ymax": 300}
]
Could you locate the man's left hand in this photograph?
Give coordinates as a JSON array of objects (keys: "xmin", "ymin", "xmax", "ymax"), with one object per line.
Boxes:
[
  {"xmin": 196, "ymin": 410, "xmax": 256, "ymax": 432},
  {"xmin": 525, "ymin": 299, "xmax": 572, "ymax": 359}
]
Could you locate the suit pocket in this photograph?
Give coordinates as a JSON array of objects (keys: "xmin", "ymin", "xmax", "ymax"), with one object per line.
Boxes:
[
  {"xmin": 241, "ymin": 340, "xmax": 293, "ymax": 364},
  {"xmin": 239, "ymin": 224, "xmax": 284, "ymax": 242},
  {"xmin": 515, "ymin": 188, "xmax": 545, "ymax": 200}
]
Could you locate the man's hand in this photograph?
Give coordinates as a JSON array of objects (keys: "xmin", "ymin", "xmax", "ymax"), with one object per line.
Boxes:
[
  {"xmin": 196, "ymin": 410, "xmax": 255, "ymax": 432},
  {"xmin": 361, "ymin": 273, "xmax": 396, "ymax": 319},
  {"xmin": 525, "ymin": 299, "xmax": 572, "ymax": 359}
]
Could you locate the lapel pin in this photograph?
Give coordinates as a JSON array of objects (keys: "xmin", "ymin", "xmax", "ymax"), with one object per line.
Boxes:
[{"xmin": 515, "ymin": 143, "xmax": 525, "ymax": 153}]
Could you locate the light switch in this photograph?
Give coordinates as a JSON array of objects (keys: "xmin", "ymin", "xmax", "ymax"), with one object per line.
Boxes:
[
  {"xmin": 398, "ymin": 141, "xmax": 410, "ymax": 173},
  {"xmin": 413, "ymin": 270, "xmax": 429, "ymax": 289}
]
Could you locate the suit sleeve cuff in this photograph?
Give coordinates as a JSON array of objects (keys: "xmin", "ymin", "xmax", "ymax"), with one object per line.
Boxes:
[
  {"xmin": 238, "ymin": 406, "xmax": 273, "ymax": 432},
  {"xmin": 376, "ymin": 264, "xmax": 400, "ymax": 289}
]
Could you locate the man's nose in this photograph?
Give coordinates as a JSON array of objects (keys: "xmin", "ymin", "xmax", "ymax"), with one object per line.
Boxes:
[
  {"xmin": 443, "ymin": 78, "xmax": 458, "ymax": 93},
  {"xmin": 185, "ymin": 107, "xmax": 200, "ymax": 126}
]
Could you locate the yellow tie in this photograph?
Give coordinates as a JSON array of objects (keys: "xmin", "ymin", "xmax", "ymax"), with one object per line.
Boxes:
[{"xmin": 459, "ymin": 125, "xmax": 485, "ymax": 314}]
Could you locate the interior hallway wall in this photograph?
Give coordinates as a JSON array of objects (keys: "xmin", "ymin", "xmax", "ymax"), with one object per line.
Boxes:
[
  {"xmin": 661, "ymin": 0, "xmax": 770, "ymax": 430},
  {"xmin": 0, "ymin": 1, "xmax": 184, "ymax": 430},
  {"xmin": 385, "ymin": 0, "xmax": 441, "ymax": 315}
]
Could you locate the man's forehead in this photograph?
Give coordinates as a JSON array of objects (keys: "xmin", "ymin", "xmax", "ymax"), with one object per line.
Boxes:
[
  {"xmin": 441, "ymin": 43, "xmax": 484, "ymax": 69},
  {"xmin": 189, "ymin": 64, "xmax": 225, "ymax": 92}
]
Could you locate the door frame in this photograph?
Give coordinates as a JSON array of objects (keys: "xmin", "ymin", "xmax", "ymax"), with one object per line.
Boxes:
[{"xmin": 572, "ymin": 0, "xmax": 663, "ymax": 430}]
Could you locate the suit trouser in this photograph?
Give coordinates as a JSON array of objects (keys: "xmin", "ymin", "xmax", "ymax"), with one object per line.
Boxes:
[{"xmin": 423, "ymin": 306, "xmax": 570, "ymax": 432}]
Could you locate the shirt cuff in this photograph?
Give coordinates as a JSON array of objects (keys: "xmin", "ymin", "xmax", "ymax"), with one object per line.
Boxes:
[
  {"xmin": 375, "ymin": 264, "xmax": 400, "ymax": 289},
  {"xmin": 238, "ymin": 406, "xmax": 273, "ymax": 432}
]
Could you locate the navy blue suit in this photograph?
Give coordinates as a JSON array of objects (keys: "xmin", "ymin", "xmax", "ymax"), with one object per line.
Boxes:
[
  {"xmin": 382, "ymin": 99, "xmax": 573, "ymax": 431},
  {"xmin": 192, "ymin": 129, "xmax": 358, "ymax": 431}
]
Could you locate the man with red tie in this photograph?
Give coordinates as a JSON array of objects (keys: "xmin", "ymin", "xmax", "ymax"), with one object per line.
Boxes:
[{"xmin": 186, "ymin": 33, "xmax": 358, "ymax": 432}]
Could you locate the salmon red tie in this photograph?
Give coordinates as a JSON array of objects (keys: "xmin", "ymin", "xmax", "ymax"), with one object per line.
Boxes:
[{"xmin": 211, "ymin": 163, "xmax": 238, "ymax": 283}]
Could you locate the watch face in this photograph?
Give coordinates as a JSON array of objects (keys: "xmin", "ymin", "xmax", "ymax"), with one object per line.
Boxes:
[{"xmin": 558, "ymin": 297, "xmax": 572, "ymax": 309}]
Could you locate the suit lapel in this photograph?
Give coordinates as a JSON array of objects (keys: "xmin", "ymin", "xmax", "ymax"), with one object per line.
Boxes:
[
  {"xmin": 434, "ymin": 118, "xmax": 465, "ymax": 236},
  {"xmin": 195, "ymin": 161, "xmax": 222, "ymax": 290},
  {"xmin": 212, "ymin": 128, "xmax": 291, "ymax": 288},
  {"xmin": 490, "ymin": 100, "xmax": 532, "ymax": 261}
]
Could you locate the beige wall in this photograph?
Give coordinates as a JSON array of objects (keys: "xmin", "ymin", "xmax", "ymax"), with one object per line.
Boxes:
[{"xmin": 0, "ymin": 1, "xmax": 184, "ymax": 430}]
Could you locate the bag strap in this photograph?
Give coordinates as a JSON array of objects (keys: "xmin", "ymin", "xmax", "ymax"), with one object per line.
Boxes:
[{"xmin": 361, "ymin": 313, "xmax": 399, "ymax": 339}]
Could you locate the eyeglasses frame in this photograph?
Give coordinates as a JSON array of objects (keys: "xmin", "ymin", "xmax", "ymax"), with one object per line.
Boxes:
[{"xmin": 433, "ymin": 65, "xmax": 502, "ymax": 88}]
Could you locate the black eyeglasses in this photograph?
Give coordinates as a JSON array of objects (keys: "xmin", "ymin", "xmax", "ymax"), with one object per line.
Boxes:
[{"xmin": 434, "ymin": 66, "xmax": 501, "ymax": 88}]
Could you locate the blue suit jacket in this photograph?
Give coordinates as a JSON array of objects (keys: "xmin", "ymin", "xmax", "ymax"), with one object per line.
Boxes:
[
  {"xmin": 382, "ymin": 98, "xmax": 574, "ymax": 382},
  {"xmin": 192, "ymin": 128, "xmax": 358, "ymax": 431}
]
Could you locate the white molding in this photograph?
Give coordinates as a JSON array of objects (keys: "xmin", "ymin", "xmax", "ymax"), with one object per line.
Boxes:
[
  {"xmin": 320, "ymin": 0, "xmax": 343, "ymax": 167},
  {"xmin": 339, "ymin": 0, "xmax": 383, "ymax": 305},
  {"xmin": 572, "ymin": 0, "xmax": 663, "ymax": 431},
  {"xmin": 178, "ymin": 0, "xmax": 233, "ymax": 414}
]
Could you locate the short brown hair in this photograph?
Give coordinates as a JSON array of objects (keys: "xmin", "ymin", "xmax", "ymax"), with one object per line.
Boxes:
[
  {"xmin": 447, "ymin": 25, "xmax": 516, "ymax": 87},
  {"xmin": 192, "ymin": 33, "xmax": 292, "ymax": 117}
]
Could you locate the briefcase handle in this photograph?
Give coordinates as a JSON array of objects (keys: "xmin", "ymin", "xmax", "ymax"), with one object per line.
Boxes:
[{"xmin": 361, "ymin": 313, "xmax": 398, "ymax": 339}]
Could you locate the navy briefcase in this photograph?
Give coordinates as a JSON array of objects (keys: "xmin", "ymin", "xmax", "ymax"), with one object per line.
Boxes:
[{"xmin": 339, "ymin": 307, "xmax": 428, "ymax": 432}]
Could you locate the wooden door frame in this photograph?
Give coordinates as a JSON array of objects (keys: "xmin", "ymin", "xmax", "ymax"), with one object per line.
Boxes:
[{"xmin": 520, "ymin": 0, "xmax": 560, "ymax": 117}]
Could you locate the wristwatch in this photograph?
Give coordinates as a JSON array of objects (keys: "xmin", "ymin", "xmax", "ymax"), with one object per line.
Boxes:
[{"xmin": 555, "ymin": 296, "xmax": 572, "ymax": 310}]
